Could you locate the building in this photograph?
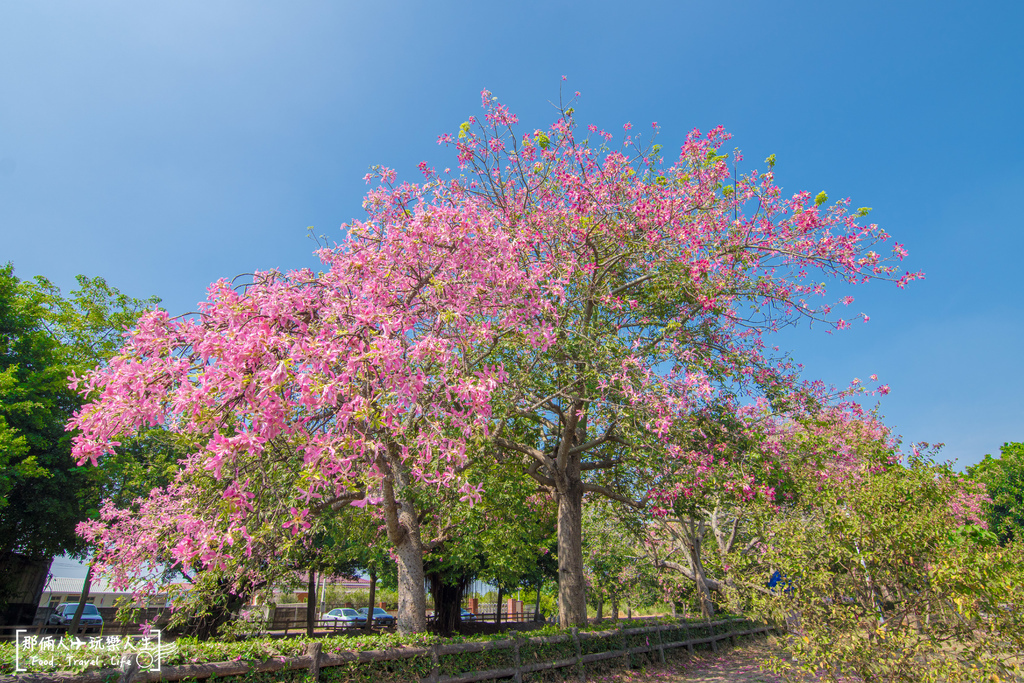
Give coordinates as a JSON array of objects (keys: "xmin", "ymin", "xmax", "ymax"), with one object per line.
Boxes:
[{"xmin": 38, "ymin": 576, "xmax": 169, "ymax": 610}]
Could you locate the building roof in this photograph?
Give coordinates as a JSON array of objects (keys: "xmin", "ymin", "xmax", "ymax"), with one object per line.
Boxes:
[{"xmin": 43, "ymin": 576, "xmax": 128, "ymax": 595}]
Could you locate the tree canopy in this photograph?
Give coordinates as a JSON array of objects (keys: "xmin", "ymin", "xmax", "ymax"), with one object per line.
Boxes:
[
  {"xmin": 0, "ymin": 264, "xmax": 159, "ymax": 614},
  {"xmin": 68, "ymin": 91, "xmax": 920, "ymax": 633},
  {"xmin": 967, "ymin": 441, "xmax": 1024, "ymax": 545}
]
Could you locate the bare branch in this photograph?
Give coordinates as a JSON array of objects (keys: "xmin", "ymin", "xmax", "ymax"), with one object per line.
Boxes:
[
  {"xmin": 581, "ymin": 482, "xmax": 645, "ymax": 509},
  {"xmin": 568, "ymin": 419, "xmax": 619, "ymax": 456},
  {"xmin": 609, "ymin": 273, "xmax": 655, "ymax": 296},
  {"xmin": 581, "ymin": 458, "xmax": 621, "ymax": 471},
  {"xmin": 526, "ymin": 460, "xmax": 556, "ymax": 488},
  {"xmin": 313, "ymin": 490, "xmax": 367, "ymax": 513},
  {"xmin": 493, "ymin": 436, "xmax": 551, "ymax": 466}
]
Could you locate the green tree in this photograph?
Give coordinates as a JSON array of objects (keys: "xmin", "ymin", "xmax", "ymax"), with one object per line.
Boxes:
[
  {"xmin": 423, "ymin": 456, "xmax": 557, "ymax": 633},
  {"xmin": 0, "ymin": 264, "xmax": 159, "ymax": 615},
  {"xmin": 583, "ymin": 501, "xmax": 658, "ymax": 622},
  {"xmin": 0, "ymin": 265, "xmax": 88, "ymax": 560},
  {"xmin": 750, "ymin": 451, "xmax": 1023, "ymax": 683},
  {"xmin": 967, "ymin": 441, "xmax": 1024, "ymax": 545}
]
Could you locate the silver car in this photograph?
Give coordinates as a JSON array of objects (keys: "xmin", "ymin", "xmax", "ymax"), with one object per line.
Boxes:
[
  {"xmin": 48, "ymin": 603, "xmax": 103, "ymax": 633},
  {"xmin": 322, "ymin": 607, "xmax": 364, "ymax": 627}
]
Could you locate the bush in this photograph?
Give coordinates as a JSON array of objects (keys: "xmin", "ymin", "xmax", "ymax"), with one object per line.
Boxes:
[{"xmin": 749, "ymin": 454, "xmax": 1024, "ymax": 682}]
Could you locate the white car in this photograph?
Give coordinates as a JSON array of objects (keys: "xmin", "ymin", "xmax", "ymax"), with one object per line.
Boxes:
[
  {"xmin": 48, "ymin": 603, "xmax": 103, "ymax": 632},
  {"xmin": 322, "ymin": 607, "xmax": 364, "ymax": 627}
]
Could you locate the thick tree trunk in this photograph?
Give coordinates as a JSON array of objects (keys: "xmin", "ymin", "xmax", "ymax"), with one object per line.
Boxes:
[
  {"xmin": 364, "ymin": 569, "xmax": 377, "ymax": 631},
  {"xmin": 69, "ymin": 563, "xmax": 93, "ymax": 635},
  {"xmin": 393, "ymin": 532, "xmax": 427, "ymax": 633},
  {"xmin": 180, "ymin": 575, "xmax": 247, "ymax": 640},
  {"xmin": 595, "ymin": 597, "xmax": 603, "ymax": 623},
  {"xmin": 611, "ymin": 598, "xmax": 619, "ymax": 621},
  {"xmin": 306, "ymin": 569, "xmax": 316, "ymax": 637},
  {"xmin": 428, "ymin": 572, "xmax": 470, "ymax": 635},
  {"xmin": 382, "ymin": 449, "xmax": 427, "ymax": 634},
  {"xmin": 556, "ymin": 472, "xmax": 588, "ymax": 628}
]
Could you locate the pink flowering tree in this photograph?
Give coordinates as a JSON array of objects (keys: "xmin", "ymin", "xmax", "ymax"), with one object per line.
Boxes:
[
  {"xmin": 72, "ymin": 89, "xmax": 920, "ymax": 634},
  {"xmin": 71, "ymin": 179, "xmax": 552, "ymax": 634},
  {"xmin": 441, "ymin": 91, "xmax": 919, "ymax": 627}
]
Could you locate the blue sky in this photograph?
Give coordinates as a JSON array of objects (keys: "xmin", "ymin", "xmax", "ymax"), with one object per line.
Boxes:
[{"xmin": 2, "ymin": 0, "xmax": 1021, "ymax": 482}]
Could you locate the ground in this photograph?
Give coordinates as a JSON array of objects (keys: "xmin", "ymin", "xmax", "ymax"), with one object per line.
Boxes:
[{"xmin": 594, "ymin": 639, "xmax": 812, "ymax": 683}]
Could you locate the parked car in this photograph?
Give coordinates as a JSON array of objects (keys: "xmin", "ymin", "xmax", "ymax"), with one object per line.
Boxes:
[
  {"xmin": 322, "ymin": 608, "xmax": 364, "ymax": 627},
  {"xmin": 460, "ymin": 608, "xmax": 477, "ymax": 623},
  {"xmin": 47, "ymin": 603, "xmax": 103, "ymax": 633},
  {"xmin": 356, "ymin": 607, "xmax": 396, "ymax": 627}
]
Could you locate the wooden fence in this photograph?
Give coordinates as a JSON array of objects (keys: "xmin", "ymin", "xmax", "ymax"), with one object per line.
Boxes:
[{"xmin": 0, "ymin": 618, "xmax": 774, "ymax": 683}]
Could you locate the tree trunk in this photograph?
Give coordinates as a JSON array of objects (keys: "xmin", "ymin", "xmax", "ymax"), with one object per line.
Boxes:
[
  {"xmin": 180, "ymin": 575, "xmax": 247, "ymax": 640},
  {"xmin": 428, "ymin": 572, "xmax": 470, "ymax": 635},
  {"xmin": 556, "ymin": 472, "xmax": 588, "ymax": 628},
  {"xmin": 364, "ymin": 569, "xmax": 377, "ymax": 631},
  {"xmin": 495, "ymin": 586, "xmax": 503, "ymax": 625},
  {"xmin": 534, "ymin": 581, "xmax": 542, "ymax": 622},
  {"xmin": 595, "ymin": 597, "xmax": 603, "ymax": 623},
  {"xmin": 381, "ymin": 449, "xmax": 427, "ymax": 634},
  {"xmin": 611, "ymin": 598, "xmax": 619, "ymax": 621},
  {"xmin": 306, "ymin": 569, "xmax": 316, "ymax": 637},
  {"xmin": 686, "ymin": 548, "xmax": 716, "ymax": 619},
  {"xmin": 69, "ymin": 563, "xmax": 93, "ymax": 636}
]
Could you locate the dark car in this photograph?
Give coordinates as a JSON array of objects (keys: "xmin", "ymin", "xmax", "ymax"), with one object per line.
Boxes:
[
  {"xmin": 48, "ymin": 603, "xmax": 103, "ymax": 633},
  {"xmin": 357, "ymin": 607, "xmax": 396, "ymax": 627}
]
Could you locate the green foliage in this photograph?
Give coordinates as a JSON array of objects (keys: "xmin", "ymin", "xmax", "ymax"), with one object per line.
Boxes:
[
  {"xmin": 749, "ymin": 453, "xmax": 1024, "ymax": 682},
  {"xmin": 582, "ymin": 501, "xmax": 659, "ymax": 615},
  {"xmin": 0, "ymin": 264, "xmax": 161, "ymax": 563},
  {"xmin": 967, "ymin": 441, "xmax": 1024, "ymax": 544},
  {"xmin": 421, "ymin": 454, "xmax": 557, "ymax": 593},
  {"xmin": 0, "ymin": 264, "xmax": 90, "ymax": 559},
  {"xmin": 20, "ymin": 274, "xmax": 160, "ymax": 369}
]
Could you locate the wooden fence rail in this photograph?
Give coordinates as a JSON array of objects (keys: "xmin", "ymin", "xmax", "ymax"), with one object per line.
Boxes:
[{"xmin": 1, "ymin": 618, "xmax": 775, "ymax": 683}]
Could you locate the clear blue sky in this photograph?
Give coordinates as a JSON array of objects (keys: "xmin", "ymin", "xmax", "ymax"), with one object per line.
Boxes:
[{"xmin": 2, "ymin": 0, "xmax": 1021, "ymax": 474}]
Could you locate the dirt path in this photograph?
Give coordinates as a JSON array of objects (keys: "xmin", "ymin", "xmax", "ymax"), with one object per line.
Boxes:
[
  {"xmin": 661, "ymin": 641, "xmax": 787, "ymax": 682},
  {"xmin": 593, "ymin": 640, "xmax": 805, "ymax": 683}
]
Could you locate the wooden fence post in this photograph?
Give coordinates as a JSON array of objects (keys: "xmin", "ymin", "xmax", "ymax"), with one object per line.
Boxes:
[
  {"xmin": 428, "ymin": 642, "xmax": 440, "ymax": 683},
  {"xmin": 306, "ymin": 641, "xmax": 322, "ymax": 682},
  {"xmin": 512, "ymin": 637, "xmax": 523, "ymax": 683},
  {"xmin": 655, "ymin": 623, "xmax": 665, "ymax": 664},
  {"xmin": 619, "ymin": 621, "xmax": 629, "ymax": 670},
  {"xmin": 571, "ymin": 626, "xmax": 585, "ymax": 683}
]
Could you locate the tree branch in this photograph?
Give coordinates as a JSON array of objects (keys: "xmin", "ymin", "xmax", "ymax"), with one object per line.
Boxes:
[
  {"xmin": 493, "ymin": 436, "xmax": 551, "ymax": 467},
  {"xmin": 526, "ymin": 460, "xmax": 556, "ymax": 488},
  {"xmin": 581, "ymin": 482, "xmax": 645, "ymax": 508},
  {"xmin": 568, "ymin": 419, "xmax": 619, "ymax": 456},
  {"xmin": 581, "ymin": 458, "xmax": 621, "ymax": 471},
  {"xmin": 609, "ymin": 273, "xmax": 655, "ymax": 296}
]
